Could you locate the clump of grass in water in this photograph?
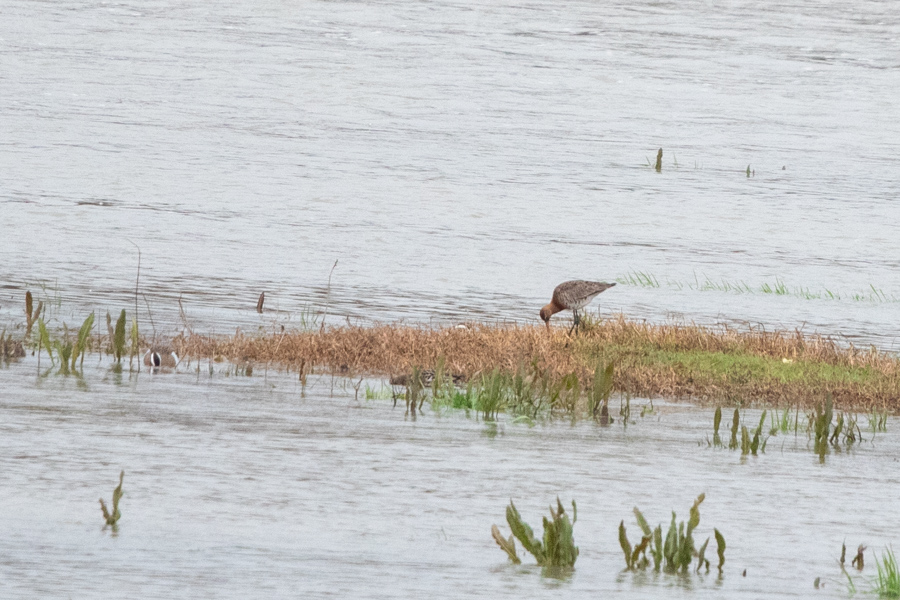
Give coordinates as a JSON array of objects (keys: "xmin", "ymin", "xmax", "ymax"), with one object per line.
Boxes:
[
  {"xmin": 760, "ymin": 279, "xmax": 789, "ymax": 296},
  {"xmin": 34, "ymin": 312, "xmax": 95, "ymax": 375},
  {"xmin": 365, "ymin": 385, "xmax": 394, "ymax": 401},
  {"xmin": 491, "ymin": 498, "xmax": 578, "ymax": 569},
  {"xmin": 711, "ymin": 408, "xmax": 767, "ymax": 455},
  {"xmin": 804, "ymin": 395, "xmax": 870, "ymax": 461},
  {"xmin": 552, "ymin": 372, "xmax": 581, "ymax": 416},
  {"xmin": 507, "ymin": 361, "xmax": 542, "ymax": 419},
  {"xmin": 476, "ymin": 369, "xmax": 507, "ymax": 420},
  {"xmin": 768, "ymin": 406, "xmax": 799, "ymax": 436},
  {"xmin": 694, "ymin": 275, "xmax": 755, "ymax": 294},
  {"xmin": 99, "ymin": 471, "xmax": 124, "ymax": 532},
  {"xmin": 618, "ymin": 493, "xmax": 725, "ymax": 574},
  {"xmin": 615, "ymin": 270, "xmax": 899, "ymax": 303},
  {"xmin": 297, "ymin": 304, "xmax": 322, "ymax": 331},
  {"xmin": 589, "ymin": 362, "xmax": 614, "ymax": 424},
  {"xmin": 812, "ymin": 395, "xmax": 834, "ymax": 460},
  {"xmin": 409, "ymin": 359, "xmax": 615, "ymax": 422},
  {"xmin": 616, "ymin": 271, "xmax": 660, "ymax": 288},
  {"xmin": 869, "ymin": 408, "xmax": 888, "ymax": 433},
  {"xmin": 873, "ymin": 548, "xmax": 900, "ymax": 598}
]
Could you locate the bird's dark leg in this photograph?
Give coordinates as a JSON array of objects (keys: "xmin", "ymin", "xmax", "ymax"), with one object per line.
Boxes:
[{"xmin": 567, "ymin": 310, "xmax": 579, "ymax": 336}]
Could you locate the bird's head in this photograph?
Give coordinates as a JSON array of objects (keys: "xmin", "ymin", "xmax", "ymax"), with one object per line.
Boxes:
[{"xmin": 539, "ymin": 304, "xmax": 555, "ymax": 330}]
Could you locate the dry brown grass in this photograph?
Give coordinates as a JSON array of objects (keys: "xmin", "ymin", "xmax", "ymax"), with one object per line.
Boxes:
[{"xmin": 167, "ymin": 316, "xmax": 900, "ymax": 411}]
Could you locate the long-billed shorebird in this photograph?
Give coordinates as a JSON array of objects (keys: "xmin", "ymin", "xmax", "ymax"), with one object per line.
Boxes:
[{"xmin": 540, "ymin": 280, "xmax": 616, "ymax": 333}]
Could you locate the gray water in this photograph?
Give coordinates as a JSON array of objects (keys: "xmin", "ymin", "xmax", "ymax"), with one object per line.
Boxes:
[
  {"xmin": 3, "ymin": 1, "xmax": 900, "ymax": 597},
  {"xmin": 1, "ymin": 356, "xmax": 898, "ymax": 598},
  {"xmin": 2, "ymin": 0, "xmax": 900, "ymax": 347}
]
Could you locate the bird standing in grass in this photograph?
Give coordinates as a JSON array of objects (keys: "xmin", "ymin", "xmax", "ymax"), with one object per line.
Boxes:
[{"xmin": 540, "ymin": 280, "xmax": 616, "ymax": 333}]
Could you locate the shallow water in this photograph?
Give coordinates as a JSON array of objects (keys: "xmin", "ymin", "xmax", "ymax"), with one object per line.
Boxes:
[
  {"xmin": 1, "ymin": 356, "xmax": 898, "ymax": 598},
  {"xmin": 2, "ymin": 0, "xmax": 900, "ymax": 347},
  {"xmin": 2, "ymin": 2, "xmax": 900, "ymax": 597}
]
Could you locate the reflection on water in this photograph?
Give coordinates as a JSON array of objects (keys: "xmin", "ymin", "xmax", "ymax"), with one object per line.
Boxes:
[
  {"xmin": 2, "ymin": 0, "xmax": 900, "ymax": 348},
  {"xmin": 1, "ymin": 356, "xmax": 897, "ymax": 598}
]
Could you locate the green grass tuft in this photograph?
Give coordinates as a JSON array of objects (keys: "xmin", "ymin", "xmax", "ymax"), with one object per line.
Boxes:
[
  {"xmin": 615, "ymin": 270, "xmax": 899, "ymax": 303},
  {"xmin": 874, "ymin": 548, "xmax": 900, "ymax": 598},
  {"xmin": 619, "ymin": 494, "xmax": 723, "ymax": 575},
  {"xmin": 494, "ymin": 498, "xmax": 578, "ymax": 568}
]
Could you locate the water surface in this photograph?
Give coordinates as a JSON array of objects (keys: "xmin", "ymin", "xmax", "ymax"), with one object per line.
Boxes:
[
  {"xmin": 2, "ymin": 3, "xmax": 900, "ymax": 596},
  {"xmin": 1, "ymin": 357, "xmax": 897, "ymax": 598},
  {"xmin": 2, "ymin": 0, "xmax": 900, "ymax": 347}
]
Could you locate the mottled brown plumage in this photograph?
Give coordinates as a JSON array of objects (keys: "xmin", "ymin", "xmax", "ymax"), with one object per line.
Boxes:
[{"xmin": 539, "ymin": 280, "xmax": 616, "ymax": 332}]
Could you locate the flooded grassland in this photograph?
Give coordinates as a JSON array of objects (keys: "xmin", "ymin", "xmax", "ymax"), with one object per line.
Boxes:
[
  {"xmin": 1, "ymin": 350, "xmax": 898, "ymax": 599},
  {"xmin": 3, "ymin": 0, "xmax": 900, "ymax": 597}
]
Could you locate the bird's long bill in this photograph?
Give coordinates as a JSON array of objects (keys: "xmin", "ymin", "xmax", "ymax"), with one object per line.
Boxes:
[{"xmin": 544, "ymin": 319, "xmax": 550, "ymax": 332}]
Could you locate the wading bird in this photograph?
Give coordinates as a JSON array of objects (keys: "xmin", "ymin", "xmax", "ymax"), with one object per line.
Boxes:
[
  {"xmin": 143, "ymin": 347, "xmax": 179, "ymax": 369},
  {"xmin": 539, "ymin": 280, "xmax": 616, "ymax": 333}
]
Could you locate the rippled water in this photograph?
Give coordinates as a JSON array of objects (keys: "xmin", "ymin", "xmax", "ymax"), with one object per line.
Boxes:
[
  {"xmin": 1, "ymin": 357, "xmax": 898, "ymax": 598},
  {"xmin": 2, "ymin": 0, "xmax": 900, "ymax": 346},
  {"xmin": 2, "ymin": 1, "xmax": 900, "ymax": 597}
]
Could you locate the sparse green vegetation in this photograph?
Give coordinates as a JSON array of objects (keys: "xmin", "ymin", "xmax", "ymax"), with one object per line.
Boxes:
[
  {"xmin": 617, "ymin": 271, "xmax": 660, "ymax": 288},
  {"xmin": 589, "ymin": 362, "xmax": 614, "ymax": 422},
  {"xmin": 390, "ymin": 359, "xmax": 628, "ymax": 422},
  {"xmin": 874, "ymin": 548, "xmax": 900, "ymax": 598},
  {"xmin": 712, "ymin": 398, "xmax": 881, "ymax": 460},
  {"xmin": 769, "ymin": 406, "xmax": 798, "ymax": 435},
  {"xmin": 108, "ymin": 309, "xmax": 127, "ymax": 364},
  {"xmin": 618, "ymin": 494, "xmax": 725, "ymax": 575},
  {"xmin": 869, "ymin": 409, "xmax": 889, "ymax": 433},
  {"xmin": 809, "ymin": 396, "xmax": 865, "ymax": 460},
  {"xmin": 492, "ymin": 498, "xmax": 578, "ymax": 568},
  {"xmin": 616, "ymin": 270, "xmax": 898, "ymax": 304},
  {"xmin": 34, "ymin": 312, "xmax": 95, "ymax": 375},
  {"xmin": 99, "ymin": 471, "xmax": 124, "ymax": 531},
  {"xmin": 710, "ymin": 407, "xmax": 768, "ymax": 454}
]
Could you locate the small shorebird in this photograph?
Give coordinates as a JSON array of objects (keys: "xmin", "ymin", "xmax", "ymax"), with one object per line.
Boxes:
[
  {"xmin": 143, "ymin": 347, "xmax": 179, "ymax": 369},
  {"xmin": 540, "ymin": 280, "xmax": 616, "ymax": 333}
]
